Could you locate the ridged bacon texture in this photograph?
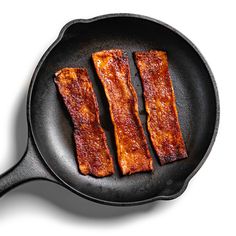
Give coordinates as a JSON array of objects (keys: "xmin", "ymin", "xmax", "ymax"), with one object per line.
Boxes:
[
  {"xmin": 54, "ymin": 68, "xmax": 114, "ymax": 177},
  {"xmin": 134, "ymin": 51, "xmax": 188, "ymax": 165},
  {"xmin": 92, "ymin": 50, "xmax": 153, "ymax": 175}
]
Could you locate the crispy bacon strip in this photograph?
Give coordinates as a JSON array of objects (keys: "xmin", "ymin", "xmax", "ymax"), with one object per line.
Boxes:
[
  {"xmin": 134, "ymin": 51, "xmax": 188, "ymax": 165},
  {"xmin": 54, "ymin": 68, "xmax": 114, "ymax": 177},
  {"xmin": 92, "ymin": 50, "xmax": 153, "ymax": 175}
]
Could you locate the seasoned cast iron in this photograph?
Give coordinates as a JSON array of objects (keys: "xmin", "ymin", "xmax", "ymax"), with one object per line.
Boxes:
[{"xmin": 0, "ymin": 14, "xmax": 219, "ymax": 206}]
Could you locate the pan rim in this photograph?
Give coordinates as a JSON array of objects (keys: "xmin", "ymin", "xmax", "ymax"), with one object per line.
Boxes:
[{"xmin": 27, "ymin": 13, "xmax": 220, "ymax": 206}]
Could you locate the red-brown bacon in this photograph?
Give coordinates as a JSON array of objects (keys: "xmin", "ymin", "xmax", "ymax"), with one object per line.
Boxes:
[
  {"xmin": 92, "ymin": 50, "xmax": 153, "ymax": 175},
  {"xmin": 55, "ymin": 68, "xmax": 114, "ymax": 177},
  {"xmin": 134, "ymin": 51, "xmax": 188, "ymax": 165}
]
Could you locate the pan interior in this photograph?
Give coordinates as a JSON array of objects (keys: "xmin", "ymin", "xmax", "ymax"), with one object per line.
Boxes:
[{"xmin": 29, "ymin": 16, "xmax": 217, "ymax": 204}]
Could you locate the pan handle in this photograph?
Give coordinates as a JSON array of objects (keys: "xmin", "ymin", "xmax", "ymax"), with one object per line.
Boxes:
[{"xmin": 0, "ymin": 136, "xmax": 59, "ymax": 197}]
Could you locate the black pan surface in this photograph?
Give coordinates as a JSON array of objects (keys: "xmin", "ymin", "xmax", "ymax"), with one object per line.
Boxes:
[{"xmin": 28, "ymin": 14, "xmax": 219, "ymax": 205}]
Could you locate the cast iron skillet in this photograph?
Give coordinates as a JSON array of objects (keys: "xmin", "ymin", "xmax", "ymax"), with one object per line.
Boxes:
[{"xmin": 0, "ymin": 14, "xmax": 219, "ymax": 206}]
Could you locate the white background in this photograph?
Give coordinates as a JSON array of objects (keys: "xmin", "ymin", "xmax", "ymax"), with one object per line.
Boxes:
[{"xmin": 0, "ymin": 0, "xmax": 235, "ymax": 235}]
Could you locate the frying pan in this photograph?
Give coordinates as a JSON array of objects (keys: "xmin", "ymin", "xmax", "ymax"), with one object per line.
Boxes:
[{"xmin": 0, "ymin": 14, "xmax": 219, "ymax": 206}]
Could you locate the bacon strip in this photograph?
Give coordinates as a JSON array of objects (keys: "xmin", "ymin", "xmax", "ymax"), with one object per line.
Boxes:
[
  {"xmin": 134, "ymin": 51, "xmax": 188, "ymax": 165},
  {"xmin": 54, "ymin": 68, "xmax": 114, "ymax": 177},
  {"xmin": 92, "ymin": 50, "xmax": 153, "ymax": 175}
]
